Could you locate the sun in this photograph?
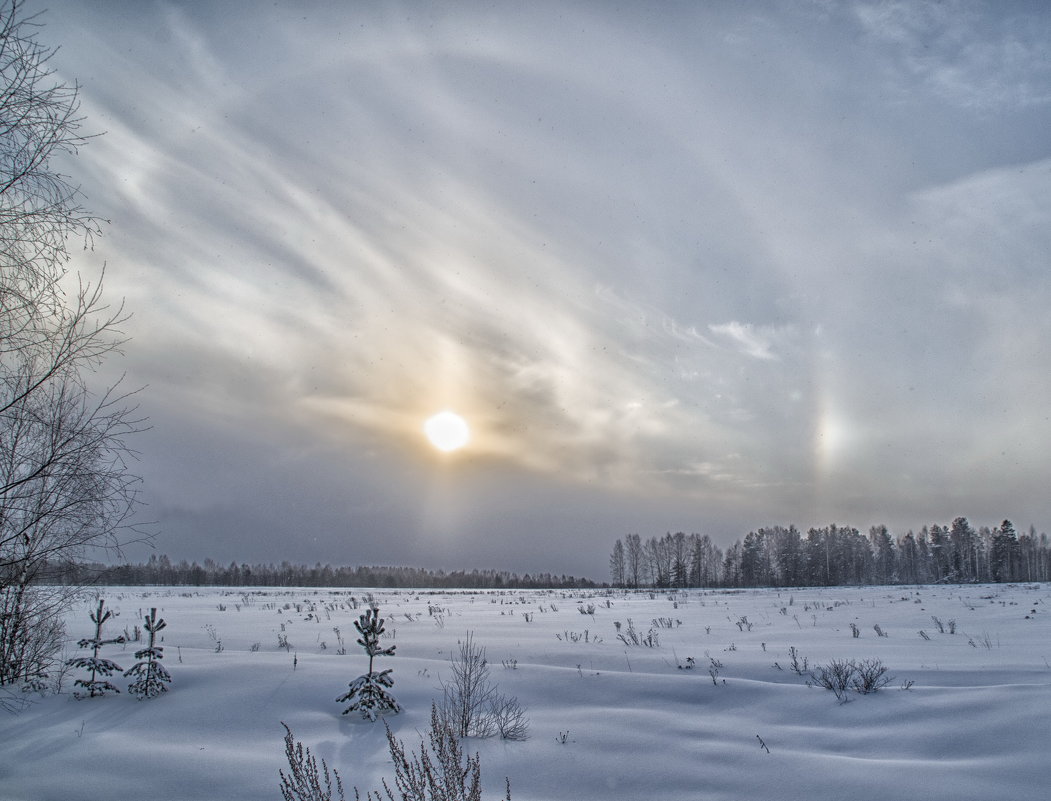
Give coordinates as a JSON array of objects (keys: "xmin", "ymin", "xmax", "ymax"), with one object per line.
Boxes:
[{"xmin": 424, "ymin": 411, "xmax": 470, "ymax": 452}]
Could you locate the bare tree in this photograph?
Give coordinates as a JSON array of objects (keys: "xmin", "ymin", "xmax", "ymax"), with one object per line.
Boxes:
[
  {"xmin": 608, "ymin": 538, "xmax": 625, "ymax": 587},
  {"xmin": 437, "ymin": 632, "xmax": 529, "ymax": 741},
  {"xmin": 0, "ymin": 0, "xmax": 143, "ymax": 689},
  {"xmin": 438, "ymin": 632, "xmax": 497, "ymax": 738},
  {"xmin": 624, "ymin": 533, "xmax": 642, "ymax": 589}
]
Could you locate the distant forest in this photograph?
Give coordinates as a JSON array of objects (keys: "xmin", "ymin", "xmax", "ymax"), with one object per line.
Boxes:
[
  {"xmin": 59, "ymin": 557, "xmax": 599, "ymax": 590},
  {"xmin": 609, "ymin": 518, "xmax": 1051, "ymax": 588},
  {"xmin": 46, "ymin": 517, "xmax": 1051, "ymax": 591}
]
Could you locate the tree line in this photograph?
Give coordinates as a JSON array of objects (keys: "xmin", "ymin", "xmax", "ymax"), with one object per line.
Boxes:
[
  {"xmin": 609, "ymin": 518, "xmax": 1051, "ymax": 588},
  {"xmin": 56, "ymin": 555, "xmax": 598, "ymax": 590}
]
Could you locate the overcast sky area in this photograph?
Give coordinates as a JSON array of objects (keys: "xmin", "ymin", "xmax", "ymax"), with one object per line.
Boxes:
[{"xmin": 42, "ymin": 1, "xmax": 1051, "ymax": 579}]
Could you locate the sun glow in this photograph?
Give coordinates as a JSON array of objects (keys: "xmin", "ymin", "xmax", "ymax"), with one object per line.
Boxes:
[{"xmin": 424, "ymin": 411, "xmax": 470, "ymax": 452}]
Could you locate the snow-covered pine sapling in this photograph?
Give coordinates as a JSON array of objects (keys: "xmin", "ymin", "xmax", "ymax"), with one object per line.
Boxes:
[
  {"xmin": 67, "ymin": 599, "xmax": 125, "ymax": 699},
  {"xmin": 336, "ymin": 606, "xmax": 400, "ymax": 721},
  {"xmin": 124, "ymin": 608, "xmax": 172, "ymax": 699}
]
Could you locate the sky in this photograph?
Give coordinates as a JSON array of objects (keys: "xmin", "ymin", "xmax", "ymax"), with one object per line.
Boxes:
[{"xmin": 40, "ymin": 0, "xmax": 1051, "ymax": 579}]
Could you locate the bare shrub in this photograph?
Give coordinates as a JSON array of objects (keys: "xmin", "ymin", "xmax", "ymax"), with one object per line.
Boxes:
[
  {"xmin": 615, "ymin": 618, "xmax": 640, "ymax": 646},
  {"xmin": 0, "ymin": 585, "xmax": 67, "ymax": 689},
  {"xmin": 787, "ymin": 646, "xmax": 808, "ymax": 675},
  {"xmin": 813, "ymin": 657, "xmax": 895, "ymax": 700},
  {"xmin": 850, "ymin": 658, "xmax": 893, "ymax": 694},
  {"xmin": 379, "ymin": 705, "xmax": 512, "ymax": 801},
  {"xmin": 437, "ymin": 632, "xmax": 529, "ymax": 742},
  {"xmin": 280, "ymin": 723, "xmax": 344, "ymax": 801},
  {"xmin": 281, "ymin": 709, "xmax": 513, "ymax": 801},
  {"xmin": 490, "ymin": 694, "xmax": 529, "ymax": 741},
  {"xmin": 438, "ymin": 632, "xmax": 496, "ymax": 738},
  {"xmin": 972, "ymin": 631, "xmax": 995, "ymax": 650},
  {"xmin": 812, "ymin": 659, "xmax": 854, "ymax": 702}
]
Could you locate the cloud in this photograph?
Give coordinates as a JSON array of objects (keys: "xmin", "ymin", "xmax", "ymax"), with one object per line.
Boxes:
[
  {"xmin": 853, "ymin": 0, "xmax": 1051, "ymax": 109},
  {"xmin": 708, "ymin": 321, "xmax": 793, "ymax": 361},
  {"xmin": 70, "ymin": 5, "xmax": 823, "ymax": 499},
  {"xmin": 38, "ymin": 1, "xmax": 1051, "ymax": 575}
]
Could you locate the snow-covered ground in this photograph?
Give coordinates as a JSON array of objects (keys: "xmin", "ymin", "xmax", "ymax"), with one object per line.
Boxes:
[{"xmin": 3, "ymin": 583, "xmax": 1049, "ymax": 800}]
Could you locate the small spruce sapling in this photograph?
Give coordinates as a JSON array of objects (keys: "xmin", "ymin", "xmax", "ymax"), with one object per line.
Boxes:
[
  {"xmin": 67, "ymin": 599, "xmax": 125, "ymax": 699},
  {"xmin": 336, "ymin": 606, "xmax": 400, "ymax": 721},
  {"xmin": 125, "ymin": 608, "xmax": 172, "ymax": 699}
]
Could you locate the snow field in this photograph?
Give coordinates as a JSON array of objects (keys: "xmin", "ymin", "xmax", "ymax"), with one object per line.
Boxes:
[{"xmin": 1, "ymin": 583, "xmax": 1049, "ymax": 800}]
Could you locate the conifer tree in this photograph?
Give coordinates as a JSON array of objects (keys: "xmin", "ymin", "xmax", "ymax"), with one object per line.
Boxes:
[
  {"xmin": 336, "ymin": 606, "xmax": 400, "ymax": 721},
  {"xmin": 67, "ymin": 598, "xmax": 125, "ymax": 699},
  {"xmin": 124, "ymin": 608, "xmax": 171, "ymax": 699}
]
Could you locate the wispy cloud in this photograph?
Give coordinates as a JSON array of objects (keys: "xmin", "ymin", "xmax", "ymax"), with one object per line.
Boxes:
[
  {"xmin": 853, "ymin": 0, "xmax": 1051, "ymax": 109},
  {"xmin": 708, "ymin": 321, "xmax": 793, "ymax": 361},
  {"xmin": 42, "ymin": 0, "xmax": 1051, "ymax": 574}
]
